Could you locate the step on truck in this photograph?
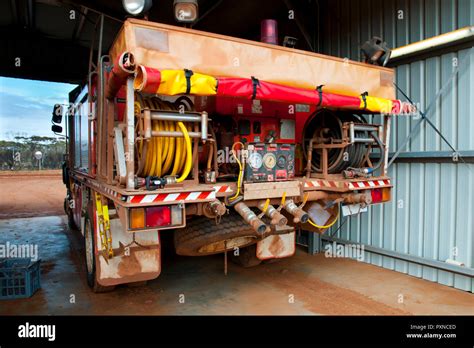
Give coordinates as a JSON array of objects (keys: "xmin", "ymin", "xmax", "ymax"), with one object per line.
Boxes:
[{"xmin": 53, "ymin": 13, "xmax": 413, "ymax": 291}]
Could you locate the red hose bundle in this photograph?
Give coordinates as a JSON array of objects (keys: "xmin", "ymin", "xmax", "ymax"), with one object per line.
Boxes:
[
  {"xmin": 216, "ymin": 77, "xmax": 361, "ymax": 109},
  {"xmin": 134, "ymin": 65, "xmax": 162, "ymax": 94},
  {"xmin": 105, "ymin": 52, "xmax": 136, "ymax": 100}
]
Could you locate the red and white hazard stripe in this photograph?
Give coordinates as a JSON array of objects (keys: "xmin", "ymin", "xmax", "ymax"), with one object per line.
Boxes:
[
  {"xmin": 127, "ymin": 191, "xmax": 216, "ymax": 204},
  {"xmin": 304, "ymin": 179, "xmax": 391, "ymax": 190},
  {"xmin": 304, "ymin": 180, "xmax": 345, "ymax": 189},
  {"xmin": 127, "ymin": 185, "xmax": 233, "ymax": 204},
  {"xmin": 213, "ymin": 185, "xmax": 233, "ymax": 194},
  {"xmin": 347, "ymin": 179, "xmax": 391, "ymax": 189}
]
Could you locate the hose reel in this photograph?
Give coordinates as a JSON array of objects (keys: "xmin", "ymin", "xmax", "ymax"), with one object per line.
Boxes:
[
  {"xmin": 135, "ymin": 96, "xmax": 194, "ymax": 184},
  {"xmin": 303, "ymin": 110, "xmax": 384, "ymax": 176}
]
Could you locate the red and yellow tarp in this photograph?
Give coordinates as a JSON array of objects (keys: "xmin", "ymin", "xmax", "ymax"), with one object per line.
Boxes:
[{"xmin": 134, "ymin": 66, "xmax": 402, "ymax": 114}]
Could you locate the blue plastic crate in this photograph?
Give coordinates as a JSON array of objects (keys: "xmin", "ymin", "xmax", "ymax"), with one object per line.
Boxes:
[{"xmin": 0, "ymin": 258, "xmax": 41, "ymax": 300}]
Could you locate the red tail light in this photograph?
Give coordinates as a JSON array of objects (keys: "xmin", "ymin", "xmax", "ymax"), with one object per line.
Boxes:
[
  {"xmin": 146, "ymin": 206, "xmax": 171, "ymax": 227},
  {"xmin": 370, "ymin": 188, "xmax": 391, "ymax": 204},
  {"xmin": 371, "ymin": 188, "xmax": 383, "ymax": 203}
]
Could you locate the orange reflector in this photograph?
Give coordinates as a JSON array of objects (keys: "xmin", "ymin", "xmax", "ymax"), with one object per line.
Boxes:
[
  {"xmin": 130, "ymin": 208, "xmax": 145, "ymax": 229},
  {"xmin": 382, "ymin": 187, "xmax": 391, "ymax": 202}
]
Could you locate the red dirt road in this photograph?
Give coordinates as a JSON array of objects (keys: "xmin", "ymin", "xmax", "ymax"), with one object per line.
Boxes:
[{"xmin": 0, "ymin": 170, "xmax": 65, "ymax": 219}]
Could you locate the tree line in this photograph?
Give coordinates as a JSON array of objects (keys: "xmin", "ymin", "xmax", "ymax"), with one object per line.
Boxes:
[{"xmin": 0, "ymin": 135, "xmax": 66, "ymax": 170}]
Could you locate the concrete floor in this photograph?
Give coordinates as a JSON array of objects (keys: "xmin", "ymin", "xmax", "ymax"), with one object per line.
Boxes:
[{"xmin": 1, "ymin": 215, "xmax": 473, "ymax": 315}]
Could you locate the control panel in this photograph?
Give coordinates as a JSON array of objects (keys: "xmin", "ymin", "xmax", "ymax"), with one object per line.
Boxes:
[{"xmin": 245, "ymin": 143, "xmax": 295, "ymax": 182}]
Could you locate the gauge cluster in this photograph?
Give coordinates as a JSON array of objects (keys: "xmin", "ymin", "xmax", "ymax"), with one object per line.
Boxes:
[{"xmin": 245, "ymin": 143, "xmax": 295, "ymax": 182}]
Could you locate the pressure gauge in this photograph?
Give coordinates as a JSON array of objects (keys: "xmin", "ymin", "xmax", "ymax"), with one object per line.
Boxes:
[
  {"xmin": 277, "ymin": 155, "xmax": 286, "ymax": 168},
  {"xmin": 263, "ymin": 153, "xmax": 277, "ymax": 169},
  {"xmin": 248, "ymin": 153, "xmax": 263, "ymax": 169}
]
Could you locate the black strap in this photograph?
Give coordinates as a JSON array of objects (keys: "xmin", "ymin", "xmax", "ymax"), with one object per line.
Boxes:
[
  {"xmin": 316, "ymin": 85, "xmax": 324, "ymax": 107},
  {"xmin": 251, "ymin": 76, "xmax": 260, "ymax": 99},
  {"xmin": 184, "ymin": 69, "xmax": 193, "ymax": 94},
  {"xmin": 361, "ymin": 91, "xmax": 368, "ymax": 110}
]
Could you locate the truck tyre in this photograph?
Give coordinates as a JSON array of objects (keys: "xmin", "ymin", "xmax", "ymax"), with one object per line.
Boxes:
[
  {"xmin": 64, "ymin": 196, "xmax": 77, "ymax": 231},
  {"xmin": 230, "ymin": 243, "xmax": 262, "ymax": 268},
  {"xmin": 174, "ymin": 212, "xmax": 259, "ymax": 256},
  {"xmin": 84, "ymin": 209, "xmax": 115, "ymax": 293}
]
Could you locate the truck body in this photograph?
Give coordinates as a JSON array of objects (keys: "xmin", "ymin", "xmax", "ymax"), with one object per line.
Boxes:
[{"xmin": 60, "ymin": 19, "xmax": 410, "ymax": 291}]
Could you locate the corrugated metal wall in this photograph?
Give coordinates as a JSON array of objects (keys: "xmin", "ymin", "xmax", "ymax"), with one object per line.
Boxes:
[{"xmin": 318, "ymin": 0, "xmax": 474, "ymax": 292}]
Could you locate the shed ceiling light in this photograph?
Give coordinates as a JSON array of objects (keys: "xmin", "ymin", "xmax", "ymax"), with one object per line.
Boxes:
[
  {"xmin": 174, "ymin": 0, "xmax": 198, "ymax": 23},
  {"xmin": 122, "ymin": 0, "xmax": 153, "ymax": 16},
  {"xmin": 391, "ymin": 26, "xmax": 474, "ymax": 60}
]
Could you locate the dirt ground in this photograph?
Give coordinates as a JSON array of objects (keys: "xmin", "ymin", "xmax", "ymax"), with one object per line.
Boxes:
[
  {"xmin": 0, "ymin": 170, "xmax": 65, "ymax": 219},
  {"xmin": 0, "ymin": 172, "xmax": 473, "ymax": 315}
]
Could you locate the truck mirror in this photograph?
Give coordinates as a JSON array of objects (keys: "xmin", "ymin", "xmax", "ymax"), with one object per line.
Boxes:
[
  {"xmin": 52, "ymin": 124, "xmax": 63, "ymax": 133},
  {"xmin": 52, "ymin": 104, "xmax": 63, "ymax": 124}
]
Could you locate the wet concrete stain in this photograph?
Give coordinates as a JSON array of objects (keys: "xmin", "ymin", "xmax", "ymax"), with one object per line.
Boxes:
[{"xmin": 0, "ymin": 216, "xmax": 473, "ymax": 315}]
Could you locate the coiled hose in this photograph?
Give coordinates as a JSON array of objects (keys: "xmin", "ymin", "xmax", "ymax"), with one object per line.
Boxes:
[
  {"xmin": 303, "ymin": 110, "xmax": 369, "ymax": 174},
  {"xmin": 136, "ymin": 97, "xmax": 193, "ymax": 182}
]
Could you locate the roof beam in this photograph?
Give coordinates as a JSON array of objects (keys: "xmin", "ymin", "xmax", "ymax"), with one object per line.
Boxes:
[
  {"xmin": 282, "ymin": 0, "xmax": 315, "ymax": 51},
  {"xmin": 10, "ymin": 0, "xmax": 19, "ymax": 26},
  {"xmin": 72, "ymin": 6, "xmax": 88, "ymax": 41},
  {"xmin": 27, "ymin": 0, "xmax": 35, "ymax": 29}
]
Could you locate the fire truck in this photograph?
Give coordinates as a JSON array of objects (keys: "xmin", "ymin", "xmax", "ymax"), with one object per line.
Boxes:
[{"xmin": 52, "ymin": 1, "xmax": 413, "ymax": 292}]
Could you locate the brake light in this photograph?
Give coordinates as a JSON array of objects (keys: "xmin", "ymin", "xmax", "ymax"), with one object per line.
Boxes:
[
  {"xmin": 129, "ymin": 205, "xmax": 183, "ymax": 230},
  {"xmin": 130, "ymin": 208, "xmax": 145, "ymax": 229},
  {"xmin": 371, "ymin": 188, "xmax": 391, "ymax": 204},
  {"xmin": 146, "ymin": 206, "xmax": 171, "ymax": 227},
  {"xmin": 371, "ymin": 189, "xmax": 383, "ymax": 203}
]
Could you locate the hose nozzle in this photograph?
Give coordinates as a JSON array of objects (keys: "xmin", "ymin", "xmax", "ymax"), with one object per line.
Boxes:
[
  {"xmin": 283, "ymin": 199, "xmax": 309, "ymax": 224},
  {"xmin": 258, "ymin": 201, "xmax": 288, "ymax": 226},
  {"xmin": 234, "ymin": 202, "xmax": 268, "ymax": 235}
]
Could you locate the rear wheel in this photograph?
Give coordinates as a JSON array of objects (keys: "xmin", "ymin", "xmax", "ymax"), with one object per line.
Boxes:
[
  {"xmin": 64, "ymin": 195, "xmax": 77, "ymax": 231},
  {"xmin": 83, "ymin": 207, "xmax": 115, "ymax": 293},
  {"xmin": 174, "ymin": 211, "xmax": 259, "ymax": 256}
]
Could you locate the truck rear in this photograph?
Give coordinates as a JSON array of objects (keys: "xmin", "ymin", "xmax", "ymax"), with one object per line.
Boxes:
[{"xmin": 56, "ymin": 19, "xmax": 412, "ymax": 291}]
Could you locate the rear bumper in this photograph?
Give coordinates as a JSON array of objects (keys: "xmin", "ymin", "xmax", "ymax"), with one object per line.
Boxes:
[{"xmin": 71, "ymin": 171, "xmax": 391, "ymax": 206}]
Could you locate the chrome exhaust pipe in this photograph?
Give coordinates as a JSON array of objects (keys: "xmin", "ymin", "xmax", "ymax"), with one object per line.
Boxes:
[
  {"xmin": 258, "ymin": 201, "xmax": 288, "ymax": 226},
  {"xmin": 234, "ymin": 202, "xmax": 268, "ymax": 235},
  {"xmin": 283, "ymin": 199, "xmax": 309, "ymax": 224}
]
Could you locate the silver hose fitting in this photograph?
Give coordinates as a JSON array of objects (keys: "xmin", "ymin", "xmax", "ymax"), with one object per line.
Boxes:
[
  {"xmin": 234, "ymin": 202, "xmax": 268, "ymax": 235},
  {"xmin": 283, "ymin": 199, "xmax": 309, "ymax": 224},
  {"xmin": 258, "ymin": 201, "xmax": 288, "ymax": 226}
]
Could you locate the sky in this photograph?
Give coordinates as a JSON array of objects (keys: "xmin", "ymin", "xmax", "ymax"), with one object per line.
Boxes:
[{"xmin": 0, "ymin": 77, "xmax": 77, "ymax": 141}]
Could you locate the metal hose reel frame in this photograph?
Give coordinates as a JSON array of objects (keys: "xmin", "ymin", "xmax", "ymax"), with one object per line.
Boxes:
[{"xmin": 302, "ymin": 110, "xmax": 369, "ymax": 174}]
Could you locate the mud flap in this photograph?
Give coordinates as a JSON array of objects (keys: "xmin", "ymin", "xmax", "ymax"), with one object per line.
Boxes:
[
  {"xmin": 256, "ymin": 232, "xmax": 296, "ymax": 260},
  {"xmin": 95, "ymin": 214, "xmax": 161, "ymax": 287}
]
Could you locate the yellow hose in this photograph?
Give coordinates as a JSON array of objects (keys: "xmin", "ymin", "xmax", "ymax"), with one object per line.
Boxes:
[
  {"xmin": 136, "ymin": 97, "xmax": 193, "ymax": 182},
  {"xmin": 175, "ymin": 122, "xmax": 192, "ymax": 183},
  {"xmin": 177, "ymin": 123, "xmax": 192, "ymax": 173},
  {"xmin": 229, "ymin": 142, "xmax": 244, "ymax": 201},
  {"xmin": 171, "ymin": 128, "xmax": 183, "ymax": 176},
  {"xmin": 307, "ymin": 207, "xmax": 340, "ymax": 230},
  {"xmin": 162, "ymin": 121, "xmax": 175, "ymax": 173},
  {"xmin": 151, "ymin": 121, "xmax": 161, "ymax": 176},
  {"xmin": 261, "ymin": 199, "xmax": 270, "ymax": 214},
  {"xmin": 162, "ymin": 120, "xmax": 170, "ymax": 164}
]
